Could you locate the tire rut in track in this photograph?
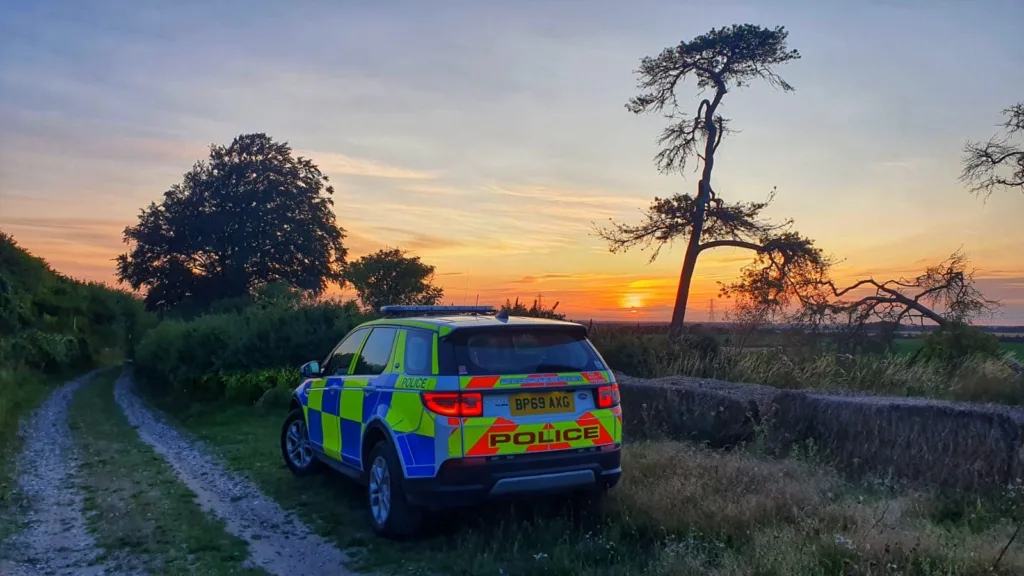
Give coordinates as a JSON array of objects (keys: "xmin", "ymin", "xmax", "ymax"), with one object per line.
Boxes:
[
  {"xmin": 112, "ymin": 367, "xmax": 355, "ymax": 576},
  {"xmin": 0, "ymin": 371, "xmax": 141, "ymax": 576}
]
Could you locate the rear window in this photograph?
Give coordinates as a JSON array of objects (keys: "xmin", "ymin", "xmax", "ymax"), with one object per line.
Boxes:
[{"xmin": 449, "ymin": 328, "xmax": 605, "ymax": 376}]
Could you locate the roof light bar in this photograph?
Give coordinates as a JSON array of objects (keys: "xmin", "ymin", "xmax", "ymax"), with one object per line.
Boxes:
[{"xmin": 380, "ymin": 305, "xmax": 497, "ymax": 316}]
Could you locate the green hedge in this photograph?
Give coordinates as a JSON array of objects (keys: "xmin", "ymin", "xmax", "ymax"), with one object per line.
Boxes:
[{"xmin": 134, "ymin": 300, "xmax": 368, "ymax": 406}]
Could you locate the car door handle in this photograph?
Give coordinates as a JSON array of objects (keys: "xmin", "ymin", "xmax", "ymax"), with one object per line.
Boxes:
[{"xmin": 363, "ymin": 386, "xmax": 377, "ymax": 394}]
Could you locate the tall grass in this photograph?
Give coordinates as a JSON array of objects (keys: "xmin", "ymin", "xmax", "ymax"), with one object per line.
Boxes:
[
  {"xmin": 610, "ymin": 442, "xmax": 1024, "ymax": 575},
  {"xmin": 591, "ymin": 326, "xmax": 1024, "ymax": 404}
]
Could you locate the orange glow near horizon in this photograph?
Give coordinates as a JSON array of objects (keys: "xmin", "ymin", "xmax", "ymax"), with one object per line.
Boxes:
[{"xmin": 7, "ymin": 210, "xmax": 1020, "ymax": 325}]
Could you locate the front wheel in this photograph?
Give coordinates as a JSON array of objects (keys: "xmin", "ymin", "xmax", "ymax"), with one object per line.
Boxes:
[
  {"xmin": 281, "ymin": 408, "xmax": 322, "ymax": 476},
  {"xmin": 366, "ymin": 441, "xmax": 422, "ymax": 539}
]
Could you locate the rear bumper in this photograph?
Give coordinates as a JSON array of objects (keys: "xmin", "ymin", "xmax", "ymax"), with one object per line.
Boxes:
[{"xmin": 403, "ymin": 446, "xmax": 622, "ymax": 509}]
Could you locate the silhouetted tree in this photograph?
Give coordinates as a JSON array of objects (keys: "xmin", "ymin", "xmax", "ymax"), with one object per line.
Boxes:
[
  {"xmin": 116, "ymin": 133, "xmax": 347, "ymax": 311},
  {"xmin": 345, "ymin": 248, "xmax": 443, "ymax": 313},
  {"xmin": 961, "ymin": 102, "xmax": 1024, "ymax": 198},
  {"xmin": 596, "ymin": 24, "xmax": 822, "ymax": 335}
]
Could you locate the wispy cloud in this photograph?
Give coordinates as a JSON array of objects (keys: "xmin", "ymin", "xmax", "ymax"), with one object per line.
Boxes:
[
  {"xmin": 363, "ymin": 226, "xmax": 474, "ymax": 253},
  {"xmin": 0, "ymin": 216, "xmax": 128, "ymax": 248},
  {"xmin": 485, "ymin": 183, "xmax": 644, "ymax": 207},
  {"xmin": 297, "ymin": 150, "xmax": 438, "ymax": 180},
  {"xmin": 397, "ymin": 183, "xmax": 472, "ymax": 196},
  {"xmin": 508, "ymin": 273, "xmax": 634, "ymax": 285}
]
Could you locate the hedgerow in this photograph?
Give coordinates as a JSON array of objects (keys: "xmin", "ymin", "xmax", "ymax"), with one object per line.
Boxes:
[{"xmin": 133, "ymin": 299, "xmax": 368, "ymax": 406}]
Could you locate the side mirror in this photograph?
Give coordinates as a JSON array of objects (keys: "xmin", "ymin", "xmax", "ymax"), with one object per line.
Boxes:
[{"xmin": 300, "ymin": 360, "xmax": 322, "ymax": 378}]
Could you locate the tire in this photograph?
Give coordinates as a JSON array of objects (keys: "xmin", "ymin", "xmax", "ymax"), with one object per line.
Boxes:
[
  {"xmin": 281, "ymin": 408, "xmax": 323, "ymax": 476},
  {"xmin": 366, "ymin": 440, "xmax": 423, "ymax": 539}
]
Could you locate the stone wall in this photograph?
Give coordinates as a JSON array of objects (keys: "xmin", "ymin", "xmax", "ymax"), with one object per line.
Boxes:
[{"xmin": 616, "ymin": 372, "xmax": 1024, "ymax": 490}]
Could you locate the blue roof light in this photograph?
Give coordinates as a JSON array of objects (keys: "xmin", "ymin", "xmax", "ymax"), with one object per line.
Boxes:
[{"xmin": 380, "ymin": 305, "xmax": 497, "ymax": 316}]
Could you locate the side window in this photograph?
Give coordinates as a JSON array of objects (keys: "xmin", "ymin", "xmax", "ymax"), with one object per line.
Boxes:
[
  {"xmin": 353, "ymin": 328, "xmax": 398, "ymax": 376},
  {"xmin": 404, "ymin": 330, "xmax": 434, "ymax": 376},
  {"xmin": 323, "ymin": 328, "xmax": 368, "ymax": 376}
]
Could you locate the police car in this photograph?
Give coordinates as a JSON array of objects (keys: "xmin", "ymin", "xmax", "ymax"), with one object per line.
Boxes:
[{"xmin": 280, "ymin": 305, "xmax": 623, "ymax": 538}]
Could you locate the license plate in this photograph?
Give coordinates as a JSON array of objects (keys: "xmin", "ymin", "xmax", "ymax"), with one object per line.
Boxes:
[{"xmin": 509, "ymin": 392, "xmax": 575, "ymax": 416}]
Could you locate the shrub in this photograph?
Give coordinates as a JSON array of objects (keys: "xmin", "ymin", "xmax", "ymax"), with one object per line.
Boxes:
[
  {"xmin": 920, "ymin": 322, "xmax": 1003, "ymax": 363},
  {"xmin": 224, "ymin": 368, "xmax": 301, "ymax": 405}
]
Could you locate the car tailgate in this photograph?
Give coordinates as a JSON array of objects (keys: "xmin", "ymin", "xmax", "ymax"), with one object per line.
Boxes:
[{"xmin": 459, "ymin": 371, "xmax": 619, "ymax": 456}]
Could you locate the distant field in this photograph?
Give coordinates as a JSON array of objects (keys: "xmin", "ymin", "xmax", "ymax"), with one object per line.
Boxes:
[{"xmin": 895, "ymin": 338, "xmax": 1024, "ymax": 359}]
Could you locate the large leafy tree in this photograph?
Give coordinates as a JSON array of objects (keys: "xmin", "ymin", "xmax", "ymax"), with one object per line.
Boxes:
[
  {"xmin": 961, "ymin": 102, "xmax": 1024, "ymax": 198},
  {"xmin": 116, "ymin": 133, "xmax": 347, "ymax": 311},
  {"xmin": 596, "ymin": 25, "xmax": 826, "ymax": 335},
  {"xmin": 345, "ymin": 248, "xmax": 443, "ymax": 314}
]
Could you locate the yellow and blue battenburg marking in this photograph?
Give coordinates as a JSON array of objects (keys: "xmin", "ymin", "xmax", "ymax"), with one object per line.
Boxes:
[{"xmin": 298, "ymin": 375, "xmax": 443, "ymax": 477}]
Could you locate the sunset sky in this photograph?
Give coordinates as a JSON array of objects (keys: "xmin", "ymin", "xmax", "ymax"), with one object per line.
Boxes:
[{"xmin": 2, "ymin": 0, "xmax": 1023, "ymax": 323}]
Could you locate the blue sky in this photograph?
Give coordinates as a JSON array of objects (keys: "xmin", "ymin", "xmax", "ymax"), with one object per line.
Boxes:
[{"xmin": 2, "ymin": 0, "xmax": 1023, "ymax": 321}]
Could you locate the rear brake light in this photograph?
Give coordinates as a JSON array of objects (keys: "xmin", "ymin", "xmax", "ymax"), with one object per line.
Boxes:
[
  {"xmin": 422, "ymin": 392, "xmax": 483, "ymax": 417},
  {"xmin": 596, "ymin": 384, "xmax": 620, "ymax": 409}
]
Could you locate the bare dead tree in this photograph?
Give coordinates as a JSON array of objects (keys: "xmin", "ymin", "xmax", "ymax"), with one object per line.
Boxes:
[
  {"xmin": 723, "ymin": 249, "xmax": 999, "ymax": 342},
  {"xmin": 811, "ymin": 250, "xmax": 999, "ymax": 329},
  {"xmin": 961, "ymin": 102, "xmax": 1024, "ymax": 198},
  {"xmin": 595, "ymin": 24, "xmax": 804, "ymax": 336}
]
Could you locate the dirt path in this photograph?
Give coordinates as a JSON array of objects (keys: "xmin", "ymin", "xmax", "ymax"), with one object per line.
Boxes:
[
  {"xmin": 112, "ymin": 368, "xmax": 354, "ymax": 576},
  {"xmin": 0, "ymin": 371, "xmax": 128, "ymax": 576}
]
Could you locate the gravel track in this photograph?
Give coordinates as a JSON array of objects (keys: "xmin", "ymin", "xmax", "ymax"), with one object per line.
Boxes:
[
  {"xmin": 112, "ymin": 367, "xmax": 354, "ymax": 576},
  {"xmin": 0, "ymin": 371, "xmax": 130, "ymax": 576}
]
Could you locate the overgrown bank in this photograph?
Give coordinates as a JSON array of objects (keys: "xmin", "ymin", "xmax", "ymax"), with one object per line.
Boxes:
[{"xmin": 0, "ymin": 233, "xmax": 150, "ymax": 492}]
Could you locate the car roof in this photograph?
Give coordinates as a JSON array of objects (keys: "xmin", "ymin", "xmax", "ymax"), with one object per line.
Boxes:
[{"xmin": 358, "ymin": 314, "xmax": 585, "ymax": 335}]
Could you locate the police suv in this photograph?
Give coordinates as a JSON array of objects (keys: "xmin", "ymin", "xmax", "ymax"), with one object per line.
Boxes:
[{"xmin": 280, "ymin": 305, "xmax": 623, "ymax": 537}]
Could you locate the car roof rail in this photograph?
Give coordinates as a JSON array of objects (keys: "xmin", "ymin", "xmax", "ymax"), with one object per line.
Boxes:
[{"xmin": 379, "ymin": 305, "xmax": 498, "ymax": 317}]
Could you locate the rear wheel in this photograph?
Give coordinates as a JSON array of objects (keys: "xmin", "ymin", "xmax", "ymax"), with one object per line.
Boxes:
[
  {"xmin": 281, "ymin": 408, "xmax": 322, "ymax": 476},
  {"xmin": 366, "ymin": 441, "xmax": 423, "ymax": 539}
]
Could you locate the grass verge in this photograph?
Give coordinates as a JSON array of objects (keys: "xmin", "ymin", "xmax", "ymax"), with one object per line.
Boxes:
[
  {"xmin": 173, "ymin": 403, "xmax": 1024, "ymax": 576},
  {"xmin": 69, "ymin": 368, "xmax": 265, "ymax": 575}
]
